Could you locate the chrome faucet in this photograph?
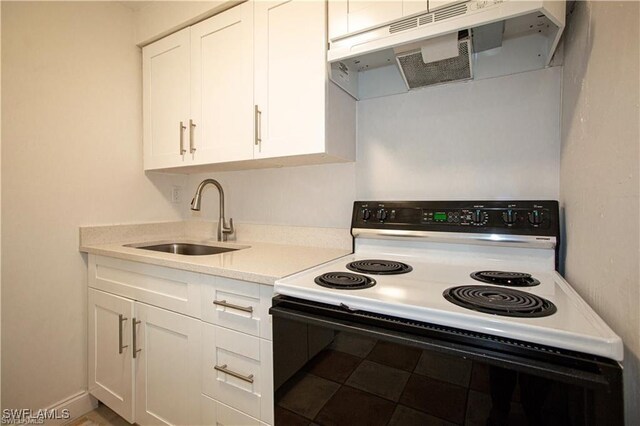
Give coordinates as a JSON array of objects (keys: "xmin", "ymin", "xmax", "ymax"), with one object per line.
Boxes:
[{"xmin": 190, "ymin": 179, "xmax": 235, "ymax": 242}]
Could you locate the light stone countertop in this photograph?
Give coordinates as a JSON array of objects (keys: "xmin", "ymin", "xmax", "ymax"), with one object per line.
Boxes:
[{"xmin": 79, "ymin": 222, "xmax": 352, "ymax": 285}]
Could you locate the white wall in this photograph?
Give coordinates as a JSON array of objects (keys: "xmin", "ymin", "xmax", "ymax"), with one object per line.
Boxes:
[
  {"xmin": 1, "ymin": 2, "xmax": 184, "ymax": 411},
  {"xmin": 559, "ymin": 1, "xmax": 640, "ymax": 423},
  {"xmin": 185, "ymin": 67, "xmax": 561, "ymax": 227},
  {"xmin": 356, "ymin": 67, "xmax": 561, "ymax": 200},
  {"xmin": 185, "ymin": 163, "xmax": 357, "ymax": 229}
]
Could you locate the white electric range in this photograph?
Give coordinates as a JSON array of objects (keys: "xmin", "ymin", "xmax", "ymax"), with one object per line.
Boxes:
[
  {"xmin": 271, "ymin": 201, "xmax": 624, "ymax": 426},
  {"xmin": 275, "ymin": 235, "xmax": 623, "ymax": 362}
]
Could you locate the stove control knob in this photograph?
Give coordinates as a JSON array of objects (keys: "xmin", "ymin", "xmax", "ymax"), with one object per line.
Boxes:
[
  {"xmin": 376, "ymin": 209, "xmax": 388, "ymax": 222},
  {"xmin": 502, "ymin": 209, "xmax": 517, "ymax": 225},
  {"xmin": 471, "ymin": 209, "xmax": 485, "ymax": 225},
  {"xmin": 361, "ymin": 208, "xmax": 372, "ymax": 221},
  {"xmin": 528, "ymin": 210, "xmax": 543, "ymax": 226}
]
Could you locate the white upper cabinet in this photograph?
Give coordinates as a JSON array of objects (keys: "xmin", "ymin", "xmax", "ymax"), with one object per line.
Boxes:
[
  {"xmin": 190, "ymin": 4, "xmax": 254, "ymax": 165},
  {"xmin": 143, "ymin": 2, "xmax": 253, "ymax": 171},
  {"xmin": 253, "ymin": 0, "xmax": 355, "ymax": 163},
  {"xmin": 254, "ymin": 0, "xmax": 326, "ymax": 159},
  {"xmin": 142, "ymin": 0, "xmax": 355, "ymax": 173},
  {"xmin": 142, "ymin": 28, "xmax": 190, "ymax": 170}
]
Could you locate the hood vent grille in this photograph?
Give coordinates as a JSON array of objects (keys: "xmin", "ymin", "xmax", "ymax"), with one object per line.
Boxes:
[
  {"xmin": 418, "ymin": 14, "xmax": 435, "ymax": 26},
  {"xmin": 396, "ymin": 37, "xmax": 473, "ymax": 89},
  {"xmin": 389, "ymin": 17, "xmax": 419, "ymax": 34},
  {"xmin": 388, "ymin": 3, "xmax": 469, "ymax": 36}
]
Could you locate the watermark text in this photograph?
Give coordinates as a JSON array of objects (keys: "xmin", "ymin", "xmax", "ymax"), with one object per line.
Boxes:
[{"xmin": 1, "ymin": 409, "xmax": 70, "ymax": 424}]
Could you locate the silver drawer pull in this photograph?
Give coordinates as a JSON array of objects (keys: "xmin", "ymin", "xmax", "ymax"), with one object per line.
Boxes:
[
  {"xmin": 214, "ymin": 364, "xmax": 254, "ymax": 384},
  {"xmin": 118, "ymin": 314, "xmax": 128, "ymax": 354},
  {"xmin": 213, "ymin": 299, "xmax": 253, "ymax": 313}
]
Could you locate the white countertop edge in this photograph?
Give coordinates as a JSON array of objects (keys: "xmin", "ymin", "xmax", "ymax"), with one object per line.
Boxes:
[{"xmin": 80, "ymin": 241, "xmax": 351, "ymax": 286}]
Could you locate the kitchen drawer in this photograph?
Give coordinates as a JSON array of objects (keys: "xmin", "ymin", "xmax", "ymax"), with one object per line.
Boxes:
[
  {"xmin": 202, "ymin": 323, "xmax": 273, "ymax": 424},
  {"xmin": 201, "ymin": 394, "xmax": 270, "ymax": 426},
  {"xmin": 89, "ymin": 254, "xmax": 201, "ymax": 318},
  {"xmin": 201, "ymin": 276, "xmax": 272, "ymax": 340}
]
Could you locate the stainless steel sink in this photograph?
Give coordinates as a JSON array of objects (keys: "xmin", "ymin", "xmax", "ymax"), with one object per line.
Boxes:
[{"xmin": 125, "ymin": 242, "xmax": 240, "ymax": 256}]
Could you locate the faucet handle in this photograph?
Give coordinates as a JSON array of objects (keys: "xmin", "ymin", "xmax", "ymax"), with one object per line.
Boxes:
[{"xmin": 224, "ymin": 218, "xmax": 235, "ymax": 236}]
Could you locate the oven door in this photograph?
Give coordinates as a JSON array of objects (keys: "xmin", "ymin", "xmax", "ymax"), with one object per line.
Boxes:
[{"xmin": 270, "ymin": 295, "xmax": 623, "ymax": 426}]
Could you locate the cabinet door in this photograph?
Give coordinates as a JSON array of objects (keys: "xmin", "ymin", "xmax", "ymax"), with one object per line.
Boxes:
[
  {"xmin": 143, "ymin": 28, "xmax": 191, "ymax": 170},
  {"xmin": 191, "ymin": 3, "xmax": 254, "ymax": 165},
  {"xmin": 88, "ymin": 289, "xmax": 135, "ymax": 423},
  {"xmin": 254, "ymin": 0, "xmax": 326, "ymax": 159},
  {"xmin": 134, "ymin": 302, "xmax": 201, "ymax": 426}
]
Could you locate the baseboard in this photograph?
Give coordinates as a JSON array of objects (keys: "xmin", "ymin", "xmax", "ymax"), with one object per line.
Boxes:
[{"xmin": 44, "ymin": 391, "xmax": 98, "ymax": 425}]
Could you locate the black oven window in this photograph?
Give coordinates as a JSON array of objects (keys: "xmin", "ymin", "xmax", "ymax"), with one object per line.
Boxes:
[{"xmin": 274, "ymin": 324, "xmax": 598, "ymax": 426}]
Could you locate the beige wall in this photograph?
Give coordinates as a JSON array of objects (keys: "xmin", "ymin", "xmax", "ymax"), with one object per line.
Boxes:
[
  {"xmin": 560, "ymin": 1, "xmax": 640, "ymax": 423},
  {"xmin": 1, "ymin": 2, "xmax": 183, "ymax": 411}
]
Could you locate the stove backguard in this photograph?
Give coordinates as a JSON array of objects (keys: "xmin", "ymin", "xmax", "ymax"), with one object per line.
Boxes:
[{"xmin": 350, "ymin": 200, "xmax": 561, "ymax": 268}]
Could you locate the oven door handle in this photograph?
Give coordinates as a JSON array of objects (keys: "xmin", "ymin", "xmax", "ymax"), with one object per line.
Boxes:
[{"xmin": 270, "ymin": 300, "xmax": 616, "ymax": 391}]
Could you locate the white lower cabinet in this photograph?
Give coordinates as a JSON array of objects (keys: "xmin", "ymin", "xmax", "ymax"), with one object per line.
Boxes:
[
  {"xmin": 202, "ymin": 324, "xmax": 273, "ymax": 424},
  {"xmin": 134, "ymin": 303, "xmax": 202, "ymax": 426},
  {"xmin": 88, "ymin": 289, "xmax": 135, "ymax": 423},
  {"xmin": 201, "ymin": 394, "xmax": 270, "ymax": 426},
  {"xmin": 88, "ymin": 255, "xmax": 274, "ymax": 425},
  {"xmin": 88, "ymin": 289, "xmax": 201, "ymax": 426},
  {"xmin": 201, "ymin": 276, "xmax": 273, "ymax": 340}
]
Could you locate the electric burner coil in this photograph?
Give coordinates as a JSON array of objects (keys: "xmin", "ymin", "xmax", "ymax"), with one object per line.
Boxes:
[
  {"xmin": 443, "ymin": 285, "xmax": 556, "ymax": 318},
  {"xmin": 470, "ymin": 271, "xmax": 540, "ymax": 287},
  {"xmin": 315, "ymin": 272, "xmax": 376, "ymax": 290},
  {"xmin": 346, "ymin": 259, "xmax": 413, "ymax": 275}
]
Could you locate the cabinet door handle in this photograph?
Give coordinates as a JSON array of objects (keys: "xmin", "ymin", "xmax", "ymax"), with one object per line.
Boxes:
[
  {"xmin": 179, "ymin": 121, "xmax": 187, "ymax": 155},
  {"xmin": 213, "ymin": 299, "xmax": 253, "ymax": 314},
  {"xmin": 118, "ymin": 314, "xmax": 128, "ymax": 354},
  {"xmin": 189, "ymin": 119, "xmax": 196, "ymax": 153},
  {"xmin": 254, "ymin": 105, "xmax": 262, "ymax": 147},
  {"xmin": 214, "ymin": 364, "xmax": 254, "ymax": 384},
  {"xmin": 132, "ymin": 318, "xmax": 142, "ymax": 359}
]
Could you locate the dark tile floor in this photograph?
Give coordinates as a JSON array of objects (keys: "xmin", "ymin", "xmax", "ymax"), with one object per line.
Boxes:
[{"xmin": 275, "ymin": 333, "xmax": 526, "ymax": 426}]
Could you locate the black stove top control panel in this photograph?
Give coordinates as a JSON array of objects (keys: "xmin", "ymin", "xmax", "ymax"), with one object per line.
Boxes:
[{"xmin": 352, "ymin": 200, "xmax": 560, "ymax": 237}]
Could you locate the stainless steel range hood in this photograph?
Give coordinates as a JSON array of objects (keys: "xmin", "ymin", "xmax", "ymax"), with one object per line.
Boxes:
[{"xmin": 328, "ymin": 0, "xmax": 566, "ymax": 99}]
